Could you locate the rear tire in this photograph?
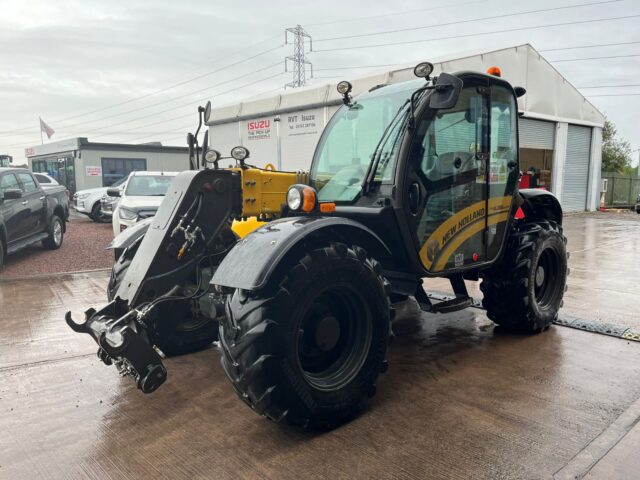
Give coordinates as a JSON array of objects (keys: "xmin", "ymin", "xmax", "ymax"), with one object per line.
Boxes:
[
  {"xmin": 480, "ymin": 221, "xmax": 567, "ymax": 333},
  {"xmin": 42, "ymin": 215, "xmax": 64, "ymax": 250},
  {"xmin": 220, "ymin": 243, "xmax": 391, "ymax": 430},
  {"xmin": 107, "ymin": 234, "xmax": 228, "ymax": 356}
]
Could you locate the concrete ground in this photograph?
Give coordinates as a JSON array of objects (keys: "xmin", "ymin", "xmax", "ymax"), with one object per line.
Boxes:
[{"xmin": 1, "ymin": 212, "xmax": 639, "ymax": 479}]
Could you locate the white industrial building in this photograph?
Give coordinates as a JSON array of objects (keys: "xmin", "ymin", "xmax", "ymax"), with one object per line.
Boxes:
[
  {"xmin": 26, "ymin": 137, "xmax": 189, "ymax": 193},
  {"xmin": 207, "ymin": 44, "xmax": 605, "ymax": 212}
]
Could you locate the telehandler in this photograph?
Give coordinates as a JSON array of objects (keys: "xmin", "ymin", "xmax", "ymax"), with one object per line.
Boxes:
[{"xmin": 67, "ymin": 63, "xmax": 568, "ymax": 429}]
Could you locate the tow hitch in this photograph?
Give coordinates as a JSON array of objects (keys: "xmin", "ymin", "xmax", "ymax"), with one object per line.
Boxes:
[{"xmin": 65, "ymin": 299, "xmax": 167, "ymax": 393}]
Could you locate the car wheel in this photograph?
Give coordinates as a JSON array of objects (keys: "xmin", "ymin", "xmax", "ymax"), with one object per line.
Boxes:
[
  {"xmin": 90, "ymin": 202, "xmax": 103, "ymax": 222},
  {"xmin": 42, "ymin": 215, "xmax": 64, "ymax": 250}
]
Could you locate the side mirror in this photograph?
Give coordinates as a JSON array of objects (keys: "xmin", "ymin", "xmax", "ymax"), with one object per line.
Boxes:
[
  {"xmin": 429, "ymin": 73, "xmax": 463, "ymax": 110},
  {"xmin": 204, "ymin": 100, "xmax": 212, "ymax": 123},
  {"xmin": 202, "ymin": 130, "xmax": 209, "ymax": 153},
  {"xmin": 3, "ymin": 188, "xmax": 23, "ymax": 200},
  {"xmin": 107, "ymin": 188, "xmax": 121, "ymax": 197},
  {"xmin": 186, "ymin": 132, "xmax": 195, "ymax": 158}
]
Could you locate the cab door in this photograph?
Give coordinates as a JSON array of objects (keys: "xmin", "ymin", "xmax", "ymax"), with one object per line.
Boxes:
[
  {"xmin": 404, "ymin": 81, "xmax": 490, "ymax": 273},
  {"xmin": 485, "ymin": 85, "xmax": 519, "ymax": 261}
]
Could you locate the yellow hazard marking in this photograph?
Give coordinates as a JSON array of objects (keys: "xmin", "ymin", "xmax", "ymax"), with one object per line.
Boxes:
[
  {"xmin": 623, "ymin": 331, "xmax": 640, "ymax": 342},
  {"xmin": 419, "ymin": 196, "xmax": 512, "ymax": 271}
]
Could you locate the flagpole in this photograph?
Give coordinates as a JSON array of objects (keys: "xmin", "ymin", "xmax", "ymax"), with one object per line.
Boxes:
[{"xmin": 40, "ymin": 127, "xmax": 43, "ymax": 145}]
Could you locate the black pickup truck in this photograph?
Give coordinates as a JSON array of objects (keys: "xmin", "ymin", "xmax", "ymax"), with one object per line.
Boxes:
[{"xmin": 0, "ymin": 168, "xmax": 69, "ymax": 267}]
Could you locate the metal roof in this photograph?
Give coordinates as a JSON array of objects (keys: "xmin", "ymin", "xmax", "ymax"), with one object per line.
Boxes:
[{"xmin": 25, "ymin": 137, "xmax": 188, "ymax": 158}]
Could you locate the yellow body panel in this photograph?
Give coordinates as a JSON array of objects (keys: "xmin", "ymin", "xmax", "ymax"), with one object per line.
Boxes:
[
  {"xmin": 232, "ymin": 165, "xmax": 308, "ymax": 218},
  {"xmin": 231, "ymin": 217, "xmax": 265, "ymax": 238},
  {"xmin": 227, "ymin": 164, "xmax": 308, "ymax": 237}
]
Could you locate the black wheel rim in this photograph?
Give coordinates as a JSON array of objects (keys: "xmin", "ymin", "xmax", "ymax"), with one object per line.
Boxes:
[
  {"xmin": 534, "ymin": 248, "xmax": 562, "ymax": 309},
  {"xmin": 296, "ymin": 284, "xmax": 372, "ymax": 391}
]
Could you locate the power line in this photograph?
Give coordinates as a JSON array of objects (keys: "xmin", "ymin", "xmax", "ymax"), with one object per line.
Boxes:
[
  {"xmin": 314, "ymin": 0, "xmax": 622, "ymax": 43},
  {"xmin": 315, "ymin": 63, "xmax": 402, "ymax": 71},
  {"xmin": 586, "ymin": 93, "xmax": 640, "ymax": 97},
  {"xmin": 551, "ymin": 54, "xmax": 640, "ymax": 62},
  {"xmin": 44, "ymin": 62, "xmax": 281, "ymax": 135},
  {"xmin": 539, "ymin": 41, "xmax": 640, "ymax": 52},
  {"xmin": 303, "ymin": 0, "xmax": 487, "ymax": 27},
  {"xmin": 578, "ymin": 84, "xmax": 640, "ymax": 88},
  {"xmin": 0, "ymin": 41, "xmax": 284, "ymax": 135},
  {"xmin": 3, "ymin": 71, "xmax": 286, "ymax": 149},
  {"xmin": 312, "ymin": 14, "xmax": 640, "ymax": 53}
]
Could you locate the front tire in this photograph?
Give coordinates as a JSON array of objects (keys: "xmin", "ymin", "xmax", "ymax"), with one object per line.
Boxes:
[
  {"xmin": 220, "ymin": 243, "xmax": 391, "ymax": 429},
  {"xmin": 107, "ymin": 232, "xmax": 234, "ymax": 356},
  {"xmin": 480, "ymin": 221, "xmax": 568, "ymax": 333},
  {"xmin": 42, "ymin": 215, "xmax": 64, "ymax": 250}
]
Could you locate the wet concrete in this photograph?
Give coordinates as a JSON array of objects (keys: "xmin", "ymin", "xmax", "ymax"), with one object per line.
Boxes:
[{"xmin": 1, "ymin": 212, "xmax": 639, "ymax": 479}]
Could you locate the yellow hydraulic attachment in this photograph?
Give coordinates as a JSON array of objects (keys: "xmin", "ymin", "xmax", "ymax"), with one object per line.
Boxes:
[{"xmin": 230, "ymin": 163, "xmax": 308, "ymax": 238}]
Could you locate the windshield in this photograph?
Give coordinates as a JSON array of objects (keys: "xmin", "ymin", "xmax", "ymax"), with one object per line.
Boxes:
[
  {"xmin": 311, "ymin": 79, "xmax": 423, "ymax": 202},
  {"xmin": 125, "ymin": 175, "xmax": 175, "ymax": 196}
]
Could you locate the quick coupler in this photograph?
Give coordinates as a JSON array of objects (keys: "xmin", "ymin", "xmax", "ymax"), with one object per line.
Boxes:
[{"xmin": 65, "ymin": 299, "xmax": 167, "ymax": 394}]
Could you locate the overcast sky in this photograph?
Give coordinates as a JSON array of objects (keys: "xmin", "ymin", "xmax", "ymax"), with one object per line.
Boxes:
[{"xmin": 0, "ymin": 0, "xmax": 638, "ymax": 164}]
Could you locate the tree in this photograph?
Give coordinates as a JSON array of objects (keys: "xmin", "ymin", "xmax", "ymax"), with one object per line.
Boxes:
[{"xmin": 601, "ymin": 119, "xmax": 632, "ymax": 173}]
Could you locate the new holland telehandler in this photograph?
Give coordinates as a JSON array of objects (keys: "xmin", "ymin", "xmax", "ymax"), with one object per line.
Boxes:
[{"xmin": 67, "ymin": 63, "xmax": 568, "ymax": 429}]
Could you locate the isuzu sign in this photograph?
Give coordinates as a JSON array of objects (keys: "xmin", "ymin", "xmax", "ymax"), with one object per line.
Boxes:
[{"xmin": 246, "ymin": 119, "xmax": 271, "ymax": 141}]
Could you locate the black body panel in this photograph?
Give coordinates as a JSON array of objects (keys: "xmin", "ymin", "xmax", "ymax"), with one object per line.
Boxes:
[
  {"xmin": 115, "ymin": 169, "xmax": 241, "ymax": 306},
  {"xmin": 211, "ymin": 215, "xmax": 392, "ymax": 290}
]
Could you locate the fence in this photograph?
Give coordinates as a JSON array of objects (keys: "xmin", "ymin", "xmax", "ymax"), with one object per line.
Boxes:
[{"xmin": 602, "ymin": 172, "xmax": 640, "ymax": 207}]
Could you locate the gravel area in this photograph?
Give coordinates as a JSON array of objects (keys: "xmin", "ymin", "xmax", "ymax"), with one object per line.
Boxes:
[{"xmin": 0, "ymin": 213, "xmax": 114, "ymax": 278}]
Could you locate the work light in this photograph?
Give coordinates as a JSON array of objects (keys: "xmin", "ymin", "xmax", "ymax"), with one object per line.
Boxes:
[
  {"xmin": 231, "ymin": 146, "xmax": 249, "ymax": 161},
  {"xmin": 204, "ymin": 149, "xmax": 220, "ymax": 163},
  {"xmin": 414, "ymin": 62, "xmax": 434, "ymax": 79},
  {"xmin": 286, "ymin": 185, "xmax": 317, "ymax": 213},
  {"xmin": 337, "ymin": 81, "xmax": 352, "ymax": 95}
]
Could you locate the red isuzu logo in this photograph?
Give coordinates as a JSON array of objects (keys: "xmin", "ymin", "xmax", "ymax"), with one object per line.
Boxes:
[{"xmin": 248, "ymin": 120, "xmax": 270, "ymax": 130}]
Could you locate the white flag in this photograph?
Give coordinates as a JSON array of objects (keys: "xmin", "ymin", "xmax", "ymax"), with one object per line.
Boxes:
[{"xmin": 39, "ymin": 117, "xmax": 55, "ymax": 139}]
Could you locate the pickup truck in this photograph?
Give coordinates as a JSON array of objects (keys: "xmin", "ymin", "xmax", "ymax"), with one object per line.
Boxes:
[{"xmin": 0, "ymin": 168, "xmax": 69, "ymax": 267}]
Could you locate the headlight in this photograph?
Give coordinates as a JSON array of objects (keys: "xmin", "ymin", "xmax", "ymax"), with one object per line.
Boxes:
[
  {"xmin": 231, "ymin": 146, "xmax": 249, "ymax": 161},
  {"xmin": 286, "ymin": 188, "xmax": 302, "ymax": 211},
  {"xmin": 118, "ymin": 207, "xmax": 138, "ymax": 221},
  {"xmin": 77, "ymin": 193, "xmax": 90, "ymax": 200},
  {"xmin": 287, "ymin": 185, "xmax": 317, "ymax": 213}
]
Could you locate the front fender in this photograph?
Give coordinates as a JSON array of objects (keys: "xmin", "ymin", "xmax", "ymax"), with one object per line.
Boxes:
[
  {"xmin": 108, "ymin": 217, "xmax": 152, "ymax": 250},
  {"xmin": 211, "ymin": 216, "xmax": 392, "ymax": 291}
]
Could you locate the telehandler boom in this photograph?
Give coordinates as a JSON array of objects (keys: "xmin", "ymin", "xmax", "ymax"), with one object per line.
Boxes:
[{"xmin": 67, "ymin": 63, "xmax": 568, "ymax": 429}]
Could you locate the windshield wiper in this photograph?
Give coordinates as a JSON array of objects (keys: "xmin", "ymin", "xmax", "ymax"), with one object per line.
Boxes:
[{"xmin": 361, "ymin": 99, "xmax": 410, "ymax": 195}]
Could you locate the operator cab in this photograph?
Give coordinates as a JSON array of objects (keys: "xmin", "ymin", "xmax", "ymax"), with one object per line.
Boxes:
[{"xmin": 303, "ymin": 65, "xmax": 522, "ymax": 277}]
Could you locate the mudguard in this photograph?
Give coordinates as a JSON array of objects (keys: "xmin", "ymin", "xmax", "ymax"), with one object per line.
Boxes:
[
  {"xmin": 518, "ymin": 189, "xmax": 563, "ymax": 225},
  {"xmin": 211, "ymin": 216, "xmax": 392, "ymax": 291},
  {"xmin": 108, "ymin": 217, "xmax": 152, "ymax": 251}
]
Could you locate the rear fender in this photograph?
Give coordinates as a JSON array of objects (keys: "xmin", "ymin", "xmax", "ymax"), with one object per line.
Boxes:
[
  {"xmin": 518, "ymin": 189, "xmax": 563, "ymax": 225},
  {"xmin": 211, "ymin": 216, "xmax": 392, "ymax": 291}
]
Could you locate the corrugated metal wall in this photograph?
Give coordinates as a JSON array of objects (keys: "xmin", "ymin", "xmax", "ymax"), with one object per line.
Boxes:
[
  {"xmin": 519, "ymin": 118, "xmax": 555, "ymax": 149},
  {"xmin": 561, "ymin": 125, "xmax": 592, "ymax": 211}
]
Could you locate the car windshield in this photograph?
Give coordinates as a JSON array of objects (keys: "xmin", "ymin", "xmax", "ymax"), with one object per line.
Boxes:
[
  {"xmin": 310, "ymin": 79, "xmax": 422, "ymax": 202},
  {"xmin": 125, "ymin": 175, "xmax": 174, "ymax": 196}
]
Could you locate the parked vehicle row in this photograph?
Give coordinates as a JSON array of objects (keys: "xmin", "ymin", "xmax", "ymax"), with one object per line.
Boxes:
[
  {"xmin": 0, "ymin": 167, "xmax": 69, "ymax": 267},
  {"xmin": 72, "ymin": 176, "xmax": 127, "ymax": 222}
]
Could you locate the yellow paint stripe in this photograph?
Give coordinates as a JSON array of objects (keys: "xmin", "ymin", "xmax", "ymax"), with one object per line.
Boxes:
[
  {"xmin": 433, "ymin": 210, "xmax": 510, "ymax": 271},
  {"xmin": 418, "ymin": 195, "xmax": 512, "ymax": 269}
]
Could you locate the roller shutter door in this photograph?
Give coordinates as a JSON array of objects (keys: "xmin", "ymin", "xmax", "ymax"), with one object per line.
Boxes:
[
  {"xmin": 561, "ymin": 125, "xmax": 592, "ymax": 211},
  {"xmin": 519, "ymin": 118, "xmax": 555, "ymax": 149}
]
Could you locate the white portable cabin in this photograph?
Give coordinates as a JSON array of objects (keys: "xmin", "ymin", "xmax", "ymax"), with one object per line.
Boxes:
[{"xmin": 207, "ymin": 44, "xmax": 605, "ymax": 211}]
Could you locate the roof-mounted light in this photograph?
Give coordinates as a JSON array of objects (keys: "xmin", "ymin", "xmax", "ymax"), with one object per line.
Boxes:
[
  {"xmin": 231, "ymin": 146, "xmax": 249, "ymax": 161},
  {"xmin": 487, "ymin": 66, "xmax": 502, "ymax": 77},
  {"xmin": 414, "ymin": 62, "xmax": 434, "ymax": 79}
]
